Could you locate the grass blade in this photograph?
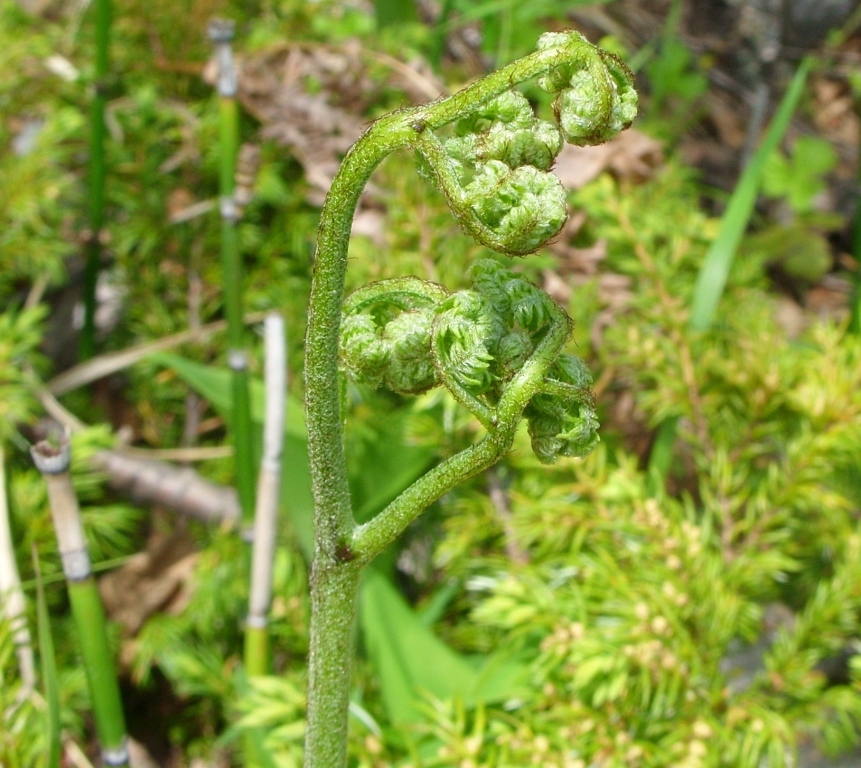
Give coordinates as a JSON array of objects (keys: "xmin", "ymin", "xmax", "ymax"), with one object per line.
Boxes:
[
  {"xmin": 32, "ymin": 437, "xmax": 129, "ymax": 766},
  {"xmin": 689, "ymin": 57, "xmax": 811, "ymax": 331},
  {"xmin": 649, "ymin": 57, "xmax": 811, "ymax": 483},
  {"xmin": 32, "ymin": 548, "xmax": 62, "ymax": 768}
]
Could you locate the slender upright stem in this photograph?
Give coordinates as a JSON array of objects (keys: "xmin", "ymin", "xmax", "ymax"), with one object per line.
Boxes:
[
  {"xmin": 304, "ymin": 561, "xmax": 362, "ymax": 766},
  {"xmin": 303, "ymin": 34, "xmax": 631, "ymax": 767},
  {"xmin": 850, "ymin": 91, "xmax": 861, "ymax": 335},
  {"xmin": 81, "ymin": 0, "xmax": 111, "ymax": 360},
  {"xmin": 0, "ymin": 445, "xmax": 36, "ymax": 694},
  {"xmin": 209, "ymin": 23, "xmax": 262, "ymax": 768},
  {"xmin": 302, "ymin": 132, "xmax": 393, "ymax": 768},
  {"xmin": 304, "ymin": 135, "xmax": 395, "ymax": 564},
  {"xmin": 31, "ymin": 437, "xmax": 128, "ymax": 768},
  {"xmin": 209, "ymin": 19, "xmax": 256, "ymax": 521},
  {"xmin": 245, "ymin": 313, "xmax": 287, "ymax": 677}
]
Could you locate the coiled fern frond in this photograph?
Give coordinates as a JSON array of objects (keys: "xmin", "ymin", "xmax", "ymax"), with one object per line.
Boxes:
[
  {"xmin": 305, "ymin": 31, "xmax": 638, "ymax": 766},
  {"xmin": 409, "ymin": 31, "xmax": 636, "ymax": 256},
  {"xmin": 340, "ymin": 261, "xmax": 599, "ymax": 463}
]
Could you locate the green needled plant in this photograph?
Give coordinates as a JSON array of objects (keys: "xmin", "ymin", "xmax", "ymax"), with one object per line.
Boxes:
[
  {"xmin": 647, "ymin": 58, "xmax": 810, "ymax": 491},
  {"xmin": 303, "ymin": 31, "xmax": 637, "ymax": 767}
]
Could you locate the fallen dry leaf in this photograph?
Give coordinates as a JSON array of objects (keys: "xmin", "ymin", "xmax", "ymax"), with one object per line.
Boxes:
[
  {"xmin": 234, "ymin": 41, "xmax": 372, "ymax": 203},
  {"xmin": 553, "ymin": 128, "xmax": 663, "ymax": 190},
  {"xmin": 227, "ymin": 40, "xmax": 443, "ymax": 205},
  {"xmin": 804, "ymin": 274, "xmax": 852, "ymax": 321},
  {"xmin": 703, "ymin": 90, "xmax": 748, "ymax": 150},
  {"xmin": 541, "ymin": 268, "xmax": 572, "ymax": 306},
  {"xmin": 773, "ymin": 295, "xmax": 807, "ymax": 339},
  {"xmin": 100, "ymin": 528, "xmax": 198, "ymax": 636},
  {"xmin": 812, "ymin": 76, "xmax": 860, "ymax": 150}
]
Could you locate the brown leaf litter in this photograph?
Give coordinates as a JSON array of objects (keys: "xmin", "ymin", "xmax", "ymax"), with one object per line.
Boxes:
[
  {"xmin": 100, "ymin": 525, "xmax": 198, "ymax": 638},
  {"xmin": 223, "ymin": 40, "xmax": 444, "ymax": 205}
]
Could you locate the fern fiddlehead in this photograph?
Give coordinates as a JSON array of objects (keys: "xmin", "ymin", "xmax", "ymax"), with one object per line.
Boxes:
[
  {"xmin": 303, "ymin": 30, "xmax": 637, "ymax": 768},
  {"xmin": 339, "ymin": 277, "xmax": 447, "ymax": 394},
  {"xmin": 413, "ymin": 90, "xmax": 569, "ymax": 255},
  {"xmin": 340, "ymin": 260, "xmax": 599, "ymax": 463}
]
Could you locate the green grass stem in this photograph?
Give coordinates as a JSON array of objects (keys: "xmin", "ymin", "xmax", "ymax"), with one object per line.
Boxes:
[
  {"xmin": 32, "ymin": 549, "xmax": 62, "ymax": 768},
  {"xmin": 648, "ymin": 58, "xmax": 811, "ymax": 484},
  {"xmin": 81, "ymin": 0, "xmax": 111, "ymax": 361},
  {"xmin": 67, "ymin": 580, "xmax": 127, "ymax": 765},
  {"xmin": 244, "ymin": 626, "xmax": 269, "ymax": 677},
  {"xmin": 209, "ymin": 24, "xmax": 264, "ymax": 766},
  {"xmin": 31, "ymin": 437, "xmax": 128, "ymax": 767},
  {"xmin": 209, "ymin": 19, "xmax": 256, "ymax": 521}
]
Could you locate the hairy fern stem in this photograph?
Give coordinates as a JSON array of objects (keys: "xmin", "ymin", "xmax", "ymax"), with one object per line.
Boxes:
[{"xmin": 303, "ymin": 31, "xmax": 636, "ymax": 767}]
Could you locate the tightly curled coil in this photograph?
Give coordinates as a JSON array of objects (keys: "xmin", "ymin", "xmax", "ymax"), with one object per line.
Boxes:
[
  {"xmin": 339, "ymin": 260, "xmax": 598, "ymax": 463},
  {"xmin": 536, "ymin": 31, "xmax": 638, "ymax": 146},
  {"xmin": 414, "ymin": 31, "xmax": 637, "ymax": 256},
  {"xmin": 338, "ymin": 32, "xmax": 633, "ymax": 463},
  {"xmin": 339, "ymin": 278, "xmax": 447, "ymax": 395}
]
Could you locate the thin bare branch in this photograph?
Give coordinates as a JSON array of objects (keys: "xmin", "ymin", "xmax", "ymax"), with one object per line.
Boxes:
[{"xmin": 47, "ymin": 310, "xmax": 267, "ymax": 396}]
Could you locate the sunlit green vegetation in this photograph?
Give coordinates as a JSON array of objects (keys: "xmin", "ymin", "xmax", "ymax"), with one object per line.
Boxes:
[{"xmin": 2, "ymin": 0, "xmax": 861, "ymax": 766}]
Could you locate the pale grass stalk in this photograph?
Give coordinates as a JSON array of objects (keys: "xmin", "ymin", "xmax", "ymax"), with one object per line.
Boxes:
[
  {"xmin": 0, "ymin": 445, "xmax": 36, "ymax": 694},
  {"xmin": 31, "ymin": 437, "xmax": 89, "ymax": 583},
  {"xmin": 209, "ymin": 18, "xmax": 256, "ymax": 520},
  {"xmin": 31, "ymin": 435, "xmax": 129, "ymax": 767},
  {"xmin": 246, "ymin": 312, "xmax": 287, "ymax": 675}
]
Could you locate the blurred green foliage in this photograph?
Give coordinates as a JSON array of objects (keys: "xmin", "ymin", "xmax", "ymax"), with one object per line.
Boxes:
[
  {"xmin": 762, "ymin": 135, "xmax": 839, "ymax": 215},
  {"xmin": 1, "ymin": 0, "xmax": 860, "ymax": 765}
]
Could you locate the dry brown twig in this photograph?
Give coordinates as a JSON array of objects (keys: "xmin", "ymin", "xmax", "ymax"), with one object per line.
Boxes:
[{"xmin": 27, "ymin": 314, "xmax": 263, "ymax": 524}]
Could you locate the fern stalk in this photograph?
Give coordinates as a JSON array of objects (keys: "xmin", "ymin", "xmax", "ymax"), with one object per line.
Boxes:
[
  {"xmin": 209, "ymin": 19, "xmax": 256, "ymax": 521},
  {"xmin": 31, "ymin": 436, "xmax": 128, "ymax": 768},
  {"xmin": 303, "ymin": 32, "xmax": 635, "ymax": 767}
]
